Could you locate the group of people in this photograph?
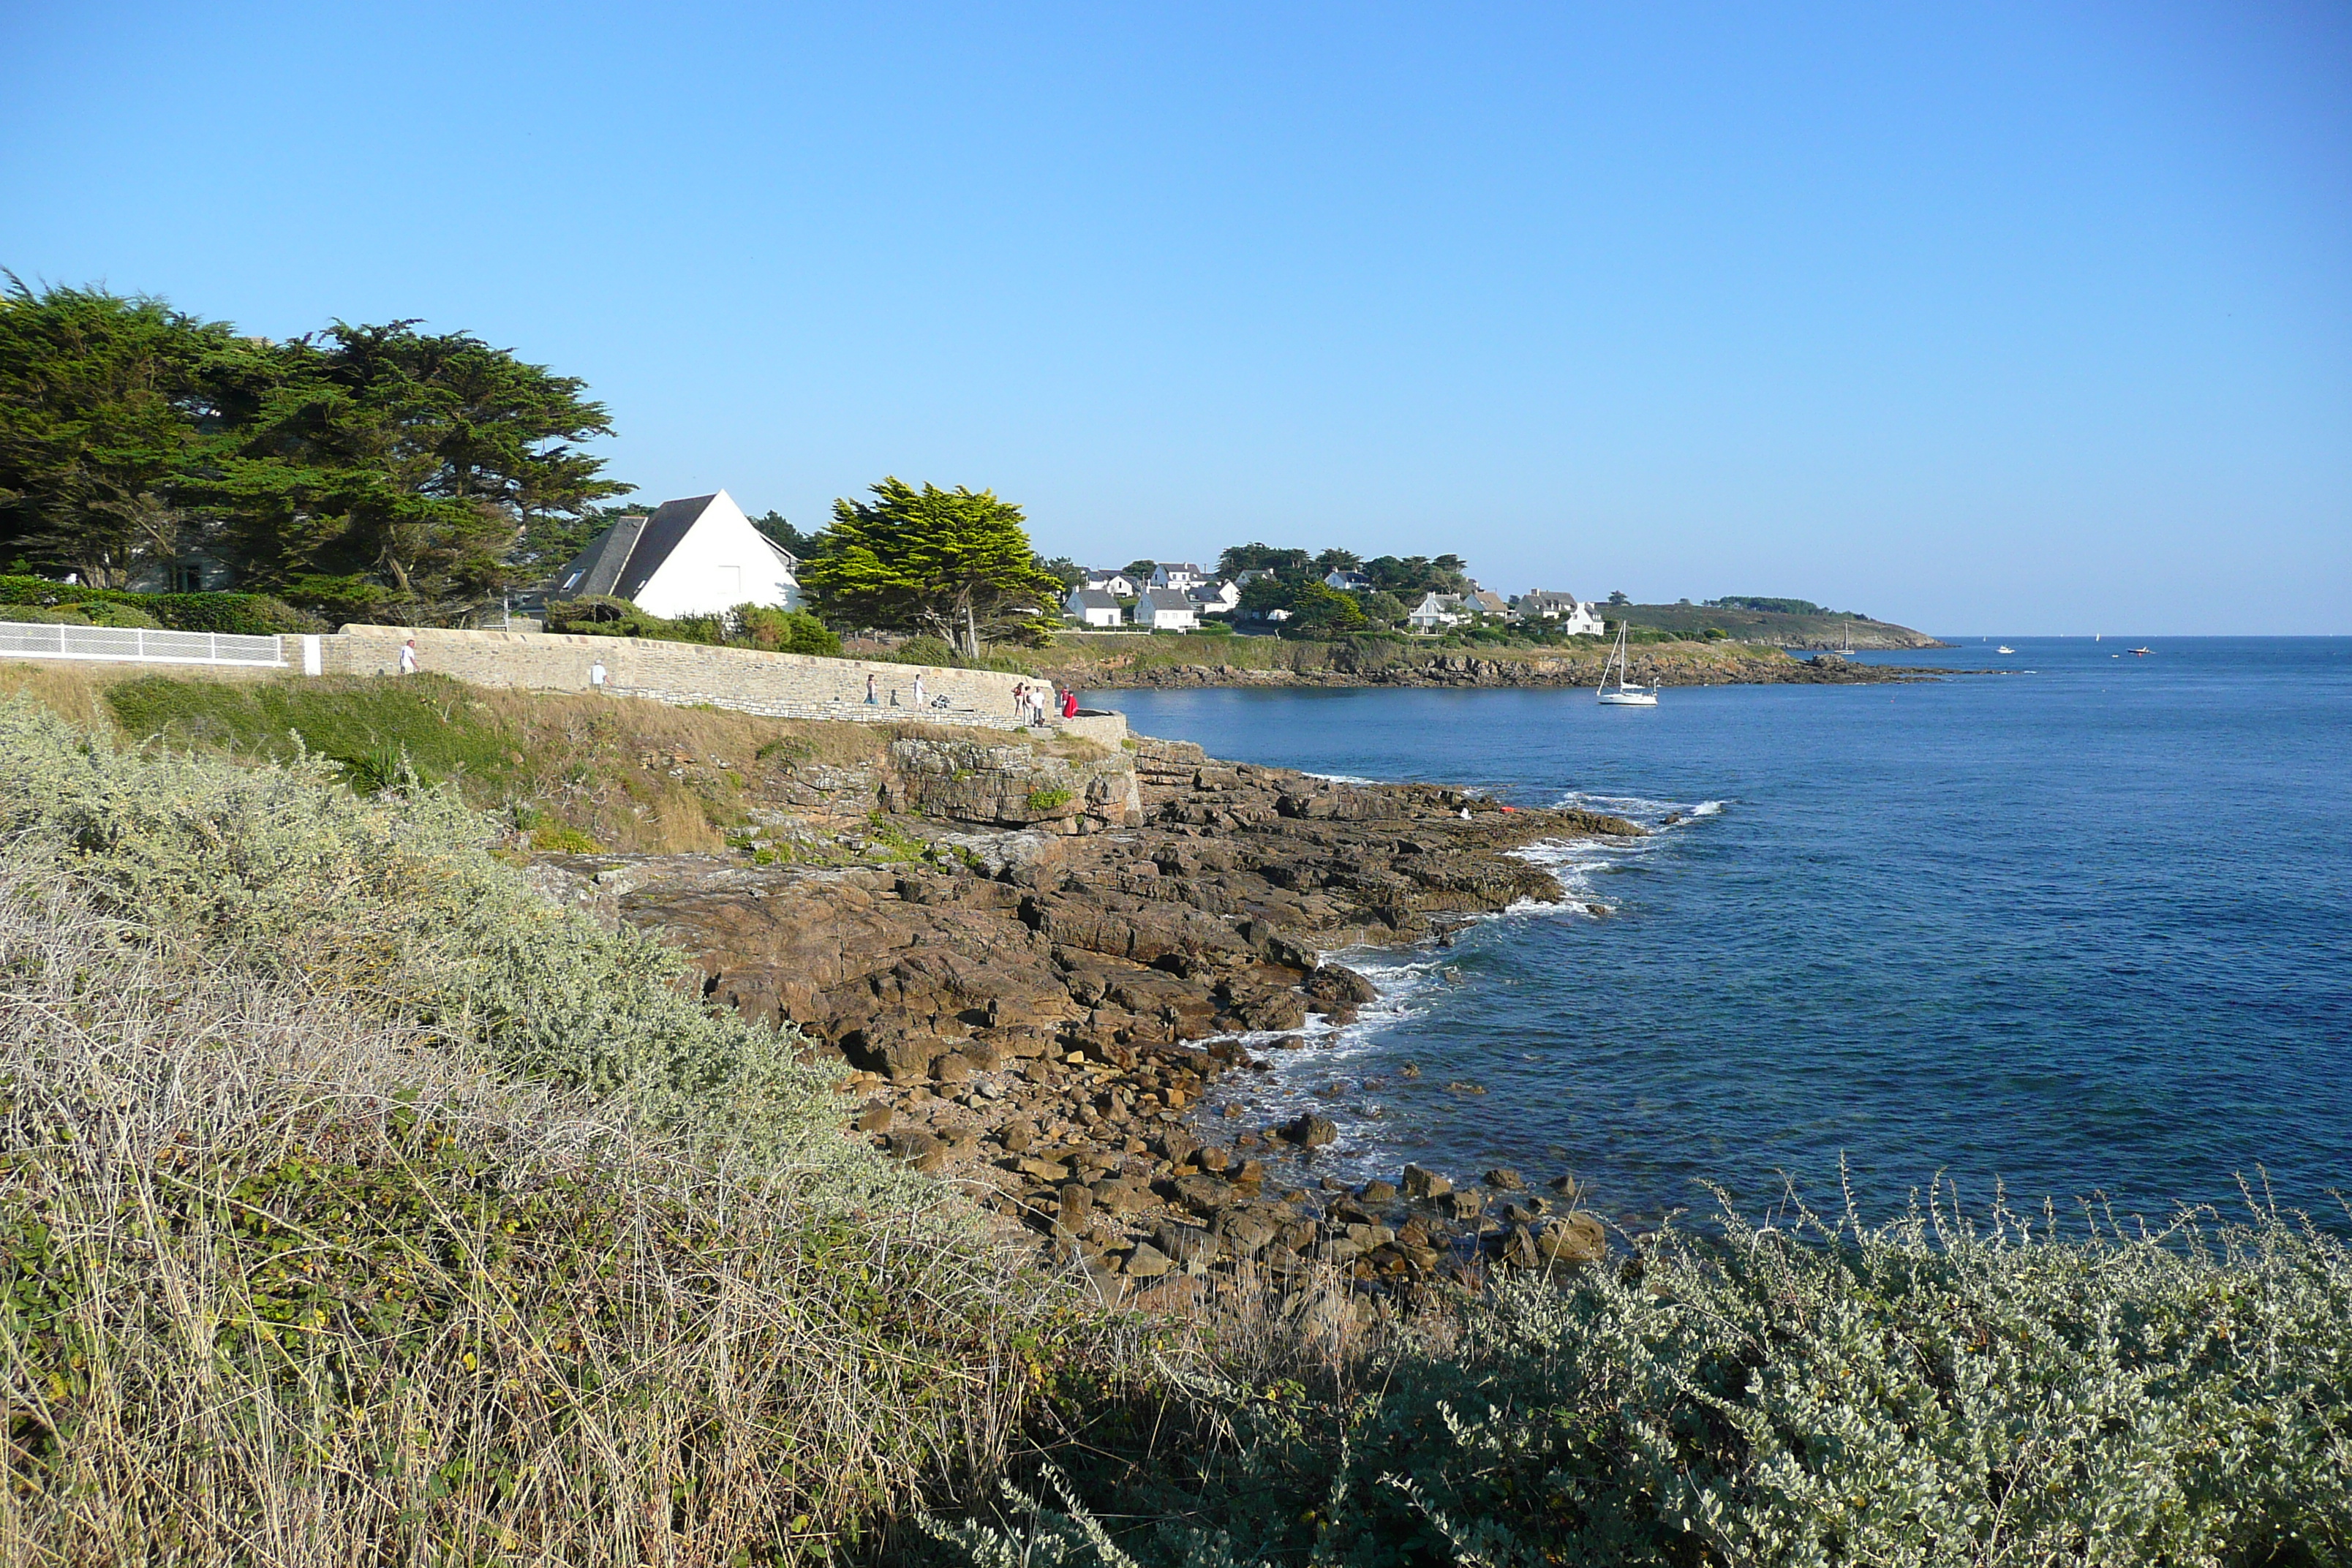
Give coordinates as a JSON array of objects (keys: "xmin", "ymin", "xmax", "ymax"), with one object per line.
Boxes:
[{"xmin": 1014, "ymin": 680, "xmax": 1074, "ymax": 725}]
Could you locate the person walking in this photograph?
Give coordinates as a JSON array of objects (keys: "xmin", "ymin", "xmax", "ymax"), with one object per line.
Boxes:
[
  {"xmin": 1061, "ymin": 686, "xmax": 1079, "ymax": 719},
  {"xmin": 589, "ymin": 658, "xmax": 608, "ymax": 690},
  {"xmin": 1013, "ymin": 682, "xmax": 1028, "ymax": 719},
  {"xmin": 865, "ymin": 673, "xmax": 879, "ymax": 706},
  {"xmin": 911, "ymin": 671, "xmax": 927, "ymax": 710},
  {"xmin": 398, "ymin": 638, "xmax": 419, "ymax": 675}
]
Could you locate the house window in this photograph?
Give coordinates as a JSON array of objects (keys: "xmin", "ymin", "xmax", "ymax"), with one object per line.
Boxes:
[{"xmin": 562, "ymin": 571, "xmax": 583, "ymax": 589}]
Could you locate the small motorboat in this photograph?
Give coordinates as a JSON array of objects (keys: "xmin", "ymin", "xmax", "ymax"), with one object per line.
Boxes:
[
  {"xmin": 2128, "ymin": 646, "xmax": 2154, "ymax": 656},
  {"xmin": 1996, "ymin": 645, "xmax": 2016, "ymax": 654}
]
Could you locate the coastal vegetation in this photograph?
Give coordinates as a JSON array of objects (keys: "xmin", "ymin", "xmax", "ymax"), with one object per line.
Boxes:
[
  {"xmin": 0, "ymin": 699, "xmax": 1045, "ymax": 1560},
  {"xmin": 0, "ymin": 677, "xmax": 2344, "ymax": 1563}
]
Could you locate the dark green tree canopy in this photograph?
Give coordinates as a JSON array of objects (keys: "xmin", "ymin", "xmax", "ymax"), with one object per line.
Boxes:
[
  {"xmin": 0, "ymin": 279, "xmax": 240, "ymax": 587},
  {"xmin": 1281, "ymin": 579, "xmax": 1368, "ymax": 637},
  {"xmin": 750, "ymin": 510, "xmax": 823, "ymax": 558},
  {"xmin": 1217, "ymin": 543, "xmax": 1313, "ymax": 582},
  {"xmin": 0, "ymin": 279, "xmax": 625, "ymax": 617},
  {"xmin": 1362, "ymin": 553, "xmax": 1469, "ymax": 596},
  {"xmin": 799, "ymin": 478, "xmax": 1065, "ymax": 655}
]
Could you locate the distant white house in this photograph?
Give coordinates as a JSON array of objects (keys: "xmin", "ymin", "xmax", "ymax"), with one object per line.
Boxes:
[
  {"xmin": 1188, "ymin": 580, "xmax": 1240, "ymax": 614},
  {"xmin": 1065, "ymin": 588, "xmax": 1125, "ymax": 627},
  {"xmin": 551, "ymin": 490, "xmax": 802, "ymax": 619},
  {"xmin": 1149, "ymin": 562, "xmax": 1207, "ymax": 590},
  {"xmin": 1133, "ymin": 587, "xmax": 1200, "ymax": 630},
  {"xmin": 1234, "ymin": 568, "xmax": 1279, "ymax": 588},
  {"xmin": 1466, "ymin": 589, "xmax": 1512, "ymax": 619},
  {"xmin": 1515, "ymin": 591, "xmax": 1604, "ymax": 635},
  {"xmin": 1083, "ymin": 570, "xmax": 1138, "ymax": 597},
  {"xmin": 1405, "ymin": 592, "xmax": 1469, "ymax": 633},
  {"xmin": 1322, "ymin": 569, "xmax": 1373, "ymax": 592}
]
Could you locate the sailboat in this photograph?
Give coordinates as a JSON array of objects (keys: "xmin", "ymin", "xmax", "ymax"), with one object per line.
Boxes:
[
  {"xmin": 1597, "ymin": 620, "xmax": 1659, "ymax": 706},
  {"xmin": 1838, "ymin": 622, "xmax": 1857, "ymax": 657}
]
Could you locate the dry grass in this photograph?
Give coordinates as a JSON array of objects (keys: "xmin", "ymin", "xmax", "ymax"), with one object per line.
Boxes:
[{"xmin": 0, "ymin": 846, "xmax": 1052, "ymax": 1565}]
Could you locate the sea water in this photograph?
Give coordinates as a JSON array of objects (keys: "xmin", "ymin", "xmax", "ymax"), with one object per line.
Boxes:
[{"xmin": 1098, "ymin": 638, "xmax": 2352, "ymax": 1229}]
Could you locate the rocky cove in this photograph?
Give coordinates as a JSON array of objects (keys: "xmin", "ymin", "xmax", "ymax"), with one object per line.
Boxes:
[{"xmin": 527, "ymin": 726, "xmax": 1642, "ymax": 1298}]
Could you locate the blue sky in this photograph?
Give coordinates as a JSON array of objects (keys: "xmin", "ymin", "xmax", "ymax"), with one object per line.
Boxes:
[{"xmin": 5, "ymin": 2, "xmax": 2346, "ymax": 633}]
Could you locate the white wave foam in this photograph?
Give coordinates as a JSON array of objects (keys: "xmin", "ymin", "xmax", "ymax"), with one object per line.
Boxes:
[
  {"xmin": 1194, "ymin": 781, "xmax": 1725, "ymax": 1176},
  {"xmin": 1301, "ymin": 770, "xmax": 1380, "ymax": 785}
]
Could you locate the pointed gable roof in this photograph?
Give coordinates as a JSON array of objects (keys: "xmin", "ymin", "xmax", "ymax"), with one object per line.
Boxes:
[{"xmin": 556, "ymin": 493, "xmax": 791, "ymax": 603}]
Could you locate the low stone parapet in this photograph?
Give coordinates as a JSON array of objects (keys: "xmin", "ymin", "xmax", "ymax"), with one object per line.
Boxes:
[{"xmin": 322, "ymin": 625, "xmax": 1125, "ymax": 742}]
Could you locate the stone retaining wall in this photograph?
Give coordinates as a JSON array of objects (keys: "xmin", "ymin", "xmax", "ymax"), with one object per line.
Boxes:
[{"xmin": 320, "ymin": 625, "xmax": 1126, "ymax": 742}]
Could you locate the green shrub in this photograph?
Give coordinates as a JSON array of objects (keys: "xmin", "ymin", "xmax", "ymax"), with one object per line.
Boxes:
[
  {"xmin": 543, "ymin": 594, "xmax": 714, "ymax": 641},
  {"xmin": 1023, "ymin": 787, "xmax": 1074, "ymax": 813},
  {"xmin": 0, "ymin": 575, "xmax": 323, "ymax": 635},
  {"xmin": 737, "ymin": 603, "xmax": 844, "ymax": 656},
  {"xmin": 893, "ymin": 635, "xmax": 959, "ymax": 666},
  {"xmin": 278, "ymin": 572, "xmax": 404, "ymax": 627},
  {"xmin": 941, "ymin": 1186, "xmax": 2352, "ymax": 1567}
]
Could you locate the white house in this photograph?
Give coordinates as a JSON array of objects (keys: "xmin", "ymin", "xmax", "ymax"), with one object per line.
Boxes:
[
  {"xmin": 1132, "ymin": 587, "xmax": 1200, "ymax": 630},
  {"xmin": 1083, "ymin": 570, "xmax": 1138, "ymax": 597},
  {"xmin": 1188, "ymin": 580, "xmax": 1241, "ymax": 613},
  {"xmin": 1149, "ymin": 562, "xmax": 1207, "ymax": 590},
  {"xmin": 1515, "ymin": 591, "xmax": 1604, "ymax": 635},
  {"xmin": 1466, "ymin": 589, "xmax": 1512, "ymax": 619},
  {"xmin": 1065, "ymin": 588, "xmax": 1125, "ymax": 627},
  {"xmin": 551, "ymin": 491, "xmax": 802, "ymax": 619},
  {"xmin": 1405, "ymin": 592, "xmax": 1469, "ymax": 633},
  {"xmin": 1322, "ymin": 569, "xmax": 1373, "ymax": 592}
]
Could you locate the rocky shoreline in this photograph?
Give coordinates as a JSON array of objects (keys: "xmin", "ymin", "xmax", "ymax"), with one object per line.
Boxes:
[
  {"xmin": 1045, "ymin": 648, "xmax": 1949, "ymax": 691},
  {"xmin": 528, "ymin": 733, "xmax": 1640, "ymax": 1301}
]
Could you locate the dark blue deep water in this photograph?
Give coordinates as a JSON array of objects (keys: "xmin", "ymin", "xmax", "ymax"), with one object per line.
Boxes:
[{"xmin": 1100, "ymin": 638, "xmax": 2352, "ymax": 1229}]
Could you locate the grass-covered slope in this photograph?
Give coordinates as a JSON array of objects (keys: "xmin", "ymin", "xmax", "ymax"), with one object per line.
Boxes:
[
  {"xmin": 0, "ymin": 662, "xmax": 903, "ymax": 853},
  {"xmin": 0, "ymin": 701, "xmax": 1045, "ymax": 1563}
]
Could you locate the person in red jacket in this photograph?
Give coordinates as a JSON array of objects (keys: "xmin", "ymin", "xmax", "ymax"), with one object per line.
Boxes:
[{"xmin": 1060, "ymin": 687, "xmax": 1079, "ymax": 719}]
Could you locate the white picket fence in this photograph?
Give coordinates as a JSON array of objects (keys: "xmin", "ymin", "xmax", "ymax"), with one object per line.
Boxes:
[{"xmin": 0, "ymin": 620, "xmax": 287, "ymax": 668}]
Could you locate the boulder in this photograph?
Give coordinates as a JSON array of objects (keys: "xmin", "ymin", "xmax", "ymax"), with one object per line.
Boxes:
[
  {"xmin": 1279, "ymin": 1113, "xmax": 1339, "ymax": 1148},
  {"xmin": 1401, "ymin": 1164, "xmax": 1452, "ymax": 1201},
  {"xmin": 1535, "ymin": 1212, "xmax": 1607, "ymax": 1265},
  {"xmin": 886, "ymin": 1130, "xmax": 946, "ymax": 1174},
  {"xmin": 1170, "ymin": 1173, "xmax": 1235, "ymax": 1216},
  {"xmin": 1482, "ymin": 1167, "xmax": 1525, "ymax": 1190},
  {"xmin": 1153, "ymin": 1222, "xmax": 1220, "ymax": 1264},
  {"xmin": 1122, "ymin": 1243, "xmax": 1174, "ymax": 1278}
]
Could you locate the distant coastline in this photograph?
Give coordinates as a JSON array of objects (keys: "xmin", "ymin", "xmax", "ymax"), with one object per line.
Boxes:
[{"xmin": 1043, "ymin": 634, "xmax": 1953, "ymax": 693}]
